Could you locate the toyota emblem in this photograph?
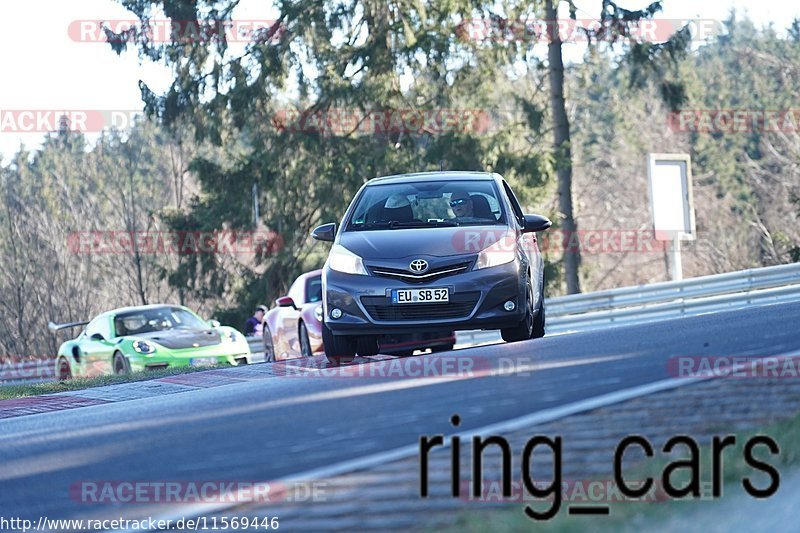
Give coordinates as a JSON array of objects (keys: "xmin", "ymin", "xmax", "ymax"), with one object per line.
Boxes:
[{"xmin": 409, "ymin": 259, "xmax": 428, "ymax": 273}]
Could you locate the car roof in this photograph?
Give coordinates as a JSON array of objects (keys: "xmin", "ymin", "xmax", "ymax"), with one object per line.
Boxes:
[
  {"xmin": 300, "ymin": 269, "xmax": 323, "ymax": 279},
  {"xmin": 100, "ymin": 304, "xmax": 187, "ymax": 318},
  {"xmin": 366, "ymin": 171, "xmax": 499, "ymax": 186}
]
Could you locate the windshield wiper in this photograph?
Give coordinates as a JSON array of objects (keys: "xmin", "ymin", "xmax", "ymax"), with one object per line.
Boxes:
[
  {"xmin": 350, "ymin": 221, "xmax": 395, "ymax": 230},
  {"xmin": 350, "ymin": 220, "xmax": 459, "ymax": 230},
  {"xmin": 387, "ymin": 220, "xmax": 460, "ymax": 228}
]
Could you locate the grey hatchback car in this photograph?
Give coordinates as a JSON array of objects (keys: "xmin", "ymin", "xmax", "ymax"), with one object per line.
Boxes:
[{"xmin": 311, "ymin": 171, "xmax": 551, "ymax": 363}]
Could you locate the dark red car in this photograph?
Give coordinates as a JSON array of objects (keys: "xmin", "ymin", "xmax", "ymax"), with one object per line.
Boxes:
[{"xmin": 263, "ymin": 270, "xmax": 455, "ymax": 361}]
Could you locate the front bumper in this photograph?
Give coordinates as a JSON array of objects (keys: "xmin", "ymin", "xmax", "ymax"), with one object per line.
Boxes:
[
  {"xmin": 380, "ymin": 331, "xmax": 456, "ymax": 353},
  {"xmin": 128, "ymin": 343, "xmax": 251, "ymax": 371},
  {"xmin": 323, "ymin": 260, "xmax": 527, "ymax": 335}
]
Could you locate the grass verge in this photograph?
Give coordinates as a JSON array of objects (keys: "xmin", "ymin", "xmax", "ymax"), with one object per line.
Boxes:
[{"xmin": 0, "ymin": 364, "xmax": 231, "ymax": 400}]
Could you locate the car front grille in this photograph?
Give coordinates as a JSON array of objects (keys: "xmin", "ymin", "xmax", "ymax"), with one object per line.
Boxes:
[
  {"xmin": 369, "ymin": 261, "xmax": 472, "ymax": 283},
  {"xmin": 361, "ymin": 292, "xmax": 480, "ymax": 321}
]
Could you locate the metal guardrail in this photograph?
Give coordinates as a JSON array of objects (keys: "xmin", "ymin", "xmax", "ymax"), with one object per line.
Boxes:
[
  {"xmin": 248, "ymin": 336, "xmax": 265, "ymax": 360},
  {"xmin": 457, "ymin": 261, "xmax": 800, "ymax": 344},
  {"xmin": 0, "ymin": 360, "xmax": 54, "ymax": 386},
  {"xmin": 4, "ymin": 263, "xmax": 800, "ymax": 383}
]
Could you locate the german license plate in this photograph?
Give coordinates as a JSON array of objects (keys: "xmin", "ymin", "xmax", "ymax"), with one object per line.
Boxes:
[
  {"xmin": 391, "ymin": 287, "xmax": 449, "ymax": 304},
  {"xmin": 190, "ymin": 358, "xmax": 217, "ymax": 367}
]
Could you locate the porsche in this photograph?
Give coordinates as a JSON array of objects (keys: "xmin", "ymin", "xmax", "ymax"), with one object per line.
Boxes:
[{"xmin": 50, "ymin": 304, "xmax": 251, "ymax": 380}]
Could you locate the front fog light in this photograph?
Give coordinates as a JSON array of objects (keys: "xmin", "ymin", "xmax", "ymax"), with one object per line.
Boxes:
[
  {"xmin": 330, "ymin": 308, "xmax": 343, "ymax": 319},
  {"xmin": 504, "ymin": 301, "xmax": 516, "ymax": 311}
]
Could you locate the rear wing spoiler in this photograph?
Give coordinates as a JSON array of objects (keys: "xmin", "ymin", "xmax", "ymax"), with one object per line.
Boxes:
[{"xmin": 48, "ymin": 320, "xmax": 90, "ymax": 333}]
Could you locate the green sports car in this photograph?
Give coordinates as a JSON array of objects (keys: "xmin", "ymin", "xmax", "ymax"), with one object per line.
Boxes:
[{"xmin": 50, "ymin": 304, "xmax": 252, "ymax": 380}]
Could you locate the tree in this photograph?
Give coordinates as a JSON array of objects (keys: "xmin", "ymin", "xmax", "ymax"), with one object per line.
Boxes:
[
  {"xmin": 106, "ymin": 0, "xmax": 552, "ymax": 323},
  {"xmin": 542, "ymin": 0, "xmax": 689, "ymax": 293},
  {"xmin": 545, "ymin": 0, "xmax": 581, "ymax": 293},
  {"xmin": 0, "ymin": 120, "xmax": 206, "ymax": 359}
]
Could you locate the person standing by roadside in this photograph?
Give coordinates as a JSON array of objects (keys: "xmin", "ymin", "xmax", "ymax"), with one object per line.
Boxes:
[{"xmin": 244, "ymin": 305, "xmax": 267, "ymax": 336}]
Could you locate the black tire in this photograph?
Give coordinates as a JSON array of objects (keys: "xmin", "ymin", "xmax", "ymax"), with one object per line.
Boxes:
[
  {"xmin": 322, "ymin": 320, "xmax": 356, "ymax": 364},
  {"xmin": 299, "ymin": 322, "xmax": 313, "ymax": 358},
  {"xmin": 531, "ymin": 282, "xmax": 546, "ymax": 339},
  {"xmin": 113, "ymin": 351, "xmax": 131, "ymax": 375},
  {"xmin": 263, "ymin": 324, "xmax": 276, "ymax": 362},
  {"xmin": 58, "ymin": 357, "xmax": 72, "ymax": 381},
  {"xmin": 355, "ymin": 336, "xmax": 379, "ymax": 357},
  {"xmin": 501, "ymin": 277, "xmax": 535, "ymax": 343}
]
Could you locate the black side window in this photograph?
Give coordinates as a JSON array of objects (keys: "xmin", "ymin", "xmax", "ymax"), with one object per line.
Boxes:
[
  {"xmin": 306, "ymin": 277, "xmax": 322, "ymax": 303},
  {"xmin": 502, "ymin": 181, "xmax": 525, "ymax": 226}
]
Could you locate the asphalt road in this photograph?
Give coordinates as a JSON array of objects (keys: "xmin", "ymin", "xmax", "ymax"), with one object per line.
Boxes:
[{"xmin": 2, "ymin": 301, "xmax": 800, "ymax": 525}]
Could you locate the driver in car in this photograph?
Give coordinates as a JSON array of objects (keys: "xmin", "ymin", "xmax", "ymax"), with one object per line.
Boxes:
[{"xmin": 449, "ymin": 190, "xmax": 474, "ymax": 220}]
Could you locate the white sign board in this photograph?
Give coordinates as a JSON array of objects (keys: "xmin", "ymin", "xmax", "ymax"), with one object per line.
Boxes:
[{"xmin": 647, "ymin": 154, "xmax": 695, "ymax": 241}]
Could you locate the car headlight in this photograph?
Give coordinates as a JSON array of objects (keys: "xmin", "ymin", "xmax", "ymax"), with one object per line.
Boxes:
[
  {"xmin": 314, "ymin": 305, "xmax": 323, "ymax": 322},
  {"xmin": 327, "ymin": 244, "xmax": 368, "ymax": 275},
  {"xmin": 222, "ymin": 330, "xmax": 239, "ymax": 343},
  {"xmin": 474, "ymin": 232, "xmax": 517, "ymax": 270},
  {"xmin": 132, "ymin": 340, "xmax": 155, "ymax": 354}
]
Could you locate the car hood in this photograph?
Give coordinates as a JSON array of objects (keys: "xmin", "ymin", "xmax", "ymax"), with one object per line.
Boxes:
[
  {"xmin": 338, "ymin": 225, "xmax": 508, "ymax": 259},
  {"xmin": 133, "ymin": 329, "xmax": 222, "ymax": 349}
]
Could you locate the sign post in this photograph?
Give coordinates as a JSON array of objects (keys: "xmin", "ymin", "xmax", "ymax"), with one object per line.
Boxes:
[{"xmin": 646, "ymin": 154, "xmax": 695, "ymax": 281}]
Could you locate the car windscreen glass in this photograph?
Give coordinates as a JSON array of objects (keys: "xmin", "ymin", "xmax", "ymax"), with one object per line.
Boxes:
[
  {"xmin": 346, "ymin": 180, "xmax": 505, "ymax": 231},
  {"xmin": 114, "ymin": 307, "xmax": 208, "ymax": 336}
]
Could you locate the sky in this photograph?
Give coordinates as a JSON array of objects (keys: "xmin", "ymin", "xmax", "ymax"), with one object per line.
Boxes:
[{"xmin": 0, "ymin": 0, "xmax": 798, "ymax": 162}]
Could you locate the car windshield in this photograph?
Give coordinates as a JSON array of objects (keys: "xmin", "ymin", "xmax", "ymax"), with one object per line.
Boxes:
[
  {"xmin": 114, "ymin": 307, "xmax": 208, "ymax": 336},
  {"xmin": 347, "ymin": 179, "xmax": 505, "ymax": 231}
]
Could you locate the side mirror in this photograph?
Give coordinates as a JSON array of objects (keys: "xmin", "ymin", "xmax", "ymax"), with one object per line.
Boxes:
[
  {"xmin": 90, "ymin": 333, "xmax": 105, "ymax": 342},
  {"xmin": 311, "ymin": 223, "xmax": 336, "ymax": 242},
  {"xmin": 522, "ymin": 214, "xmax": 552, "ymax": 233},
  {"xmin": 276, "ymin": 296, "xmax": 298, "ymax": 310},
  {"xmin": 208, "ymin": 319, "xmax": 221, "ymax": 328}
]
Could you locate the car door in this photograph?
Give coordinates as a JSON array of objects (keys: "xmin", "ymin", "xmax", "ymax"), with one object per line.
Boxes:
[
  {"xmin": 80, "ymin": 316, "xmax": 115, "ymax": 376},
  {"xmin": 281, "ymin": 279, "xmax": 305, "ymax": 357},
  {"xmin": 502, "ymin": 180, "xmax": 544, "ymax": 293}
]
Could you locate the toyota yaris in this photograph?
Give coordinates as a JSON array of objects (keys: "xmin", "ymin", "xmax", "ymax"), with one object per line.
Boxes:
[{"xmin": 312, "ymin": 171, "xmax": 551, "ymax": 364}]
